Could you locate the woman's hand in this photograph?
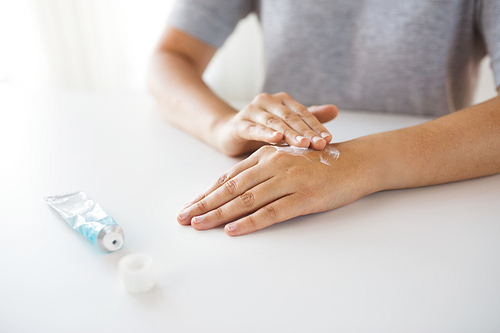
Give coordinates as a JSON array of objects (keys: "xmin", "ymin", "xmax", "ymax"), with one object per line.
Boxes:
[
  {"xmin": 213, "ymin": 92, "xmax": 338, "ymax": 156},
  {"xmin": 177, "ymin": 141, "xmax": 380, "ymax": 236}
]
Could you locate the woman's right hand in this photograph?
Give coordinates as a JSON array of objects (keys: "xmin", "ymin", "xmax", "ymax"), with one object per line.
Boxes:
[{"xmin": 213, "ymin": 92, "xmax": 338, "ymax": 156}]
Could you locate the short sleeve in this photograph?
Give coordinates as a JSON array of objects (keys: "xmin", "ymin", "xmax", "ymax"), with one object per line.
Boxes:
[
  {"xmin": 168, "ymin": 0, "xmax": 254, "ymax": 48},
  {"xmin": 478, "ymin": 0, "xmax": 500, "ymax": 89}
]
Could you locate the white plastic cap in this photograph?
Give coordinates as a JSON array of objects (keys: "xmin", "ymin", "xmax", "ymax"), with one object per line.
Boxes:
[{"xmin": 119, "ymin": 253, "xmax": 155, "ymax": 294}]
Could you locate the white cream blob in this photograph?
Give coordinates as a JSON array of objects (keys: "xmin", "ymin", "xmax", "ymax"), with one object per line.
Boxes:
[{"xmin": 272, "ymin": 144, "xmax": 340, "ymax": 166}]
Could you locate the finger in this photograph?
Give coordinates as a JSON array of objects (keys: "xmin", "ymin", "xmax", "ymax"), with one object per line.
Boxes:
[
  {"xmin": 234, "ymin": 120, "xmax": 284, "ymax": 144},
  {"xmin": 266, "ymin": 102, "xmax": 325, "ymax": 149},
  {"xmin": 281, "ymin": 96, "xmax": 332, "ymax": 148},
  {"xmin": 190, "ymin": 175, "xmax": 288, "ymax": 230},
  {"xmin": 244, "ymin": 94, "xmax": 312, "ymax": 148},
  {"xmin": 308, "ymin": 104, "xmax": 338, "ymax": 124},
  {"xmin": 245, "ymin": 109, "xmax": 310, "ymax": 148},
  {"xmin": 307, "ymin": 105, "xmax": 337, "ymax": 145},
  {"xmin": 224, "ymin": 193, "xmax": 304, "ymax": 236},
  {"xmin": 188, "ymin": 165, "xmax": 274, "ymax": 225},
  {"xmin": 177, "ymin": 154, "xmax": 259, "ymax": 224}
]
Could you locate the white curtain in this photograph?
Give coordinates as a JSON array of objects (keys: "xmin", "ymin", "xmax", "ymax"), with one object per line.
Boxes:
[{"xmin": 0, "ymin": 0, "xmax": 265, "ymax": 104}]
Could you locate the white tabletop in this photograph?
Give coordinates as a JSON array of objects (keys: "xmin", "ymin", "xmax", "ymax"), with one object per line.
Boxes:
[{"xmin": 1, "ymin": 85, "xmax": 499, "ymax": 332}]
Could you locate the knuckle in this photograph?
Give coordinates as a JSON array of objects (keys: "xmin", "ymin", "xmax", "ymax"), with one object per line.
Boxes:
[
  {"xmin": 270, "ymin": 149, "xmax": 287, "ymax": 161},
  {"xmin": 254, "ymin": 92, "xmax": 271, "ymax": 103},
  {"xmin": 258, "ymin": 145, "xmax": 276, "ymax": 155},
  {"xmin": 245, "ymin": 215, "xmax": 258, "ymax": 230},
  {"xmin": 282, "ymin": 111, "xmax": 299, "ymax": 123},
  {"xmin": 295, "ymin": 107, "xmax": 310, "ymax": 117},
  {"xmin": 214, "ymin": 207, "xmax": 224, "ymax": 220},
  {"xmin": 252, "ymin": 125, "xmax": 266, "ymax": 136},
  {"xmin": 285, "ymin": 164, "xmax": 308, "ymax": 176},
  {"xmin": 247, "ymin": 124, "xmax": 259, "ymax": 136},
  {"xmin": 298, "ymin": 186, "xmax": 315, "ymax": 201},
  {"xmin": 223, "ymin": 179, "xmax": 238, "ymax": 195},
  {"xmin": 196, "ymin": 200, "xmax": 208, "ymax": 211},
  {"xmin": 264, "ymin": 205, "xmax": 278, "ymax": 222},
  {"xmin": 266, "ymin": 116, "xmax": 281, "ymax": 127},
  {"xmin": 274, "ymin": 91, "xmax": 290, "ymax": 99},
  {"xmin": 240, "ymin": 192, "xmax": 255, "ymax": 208},
  {"xmin": 216, "ymin": 173, "xmax": 229, "ymax": 186}
]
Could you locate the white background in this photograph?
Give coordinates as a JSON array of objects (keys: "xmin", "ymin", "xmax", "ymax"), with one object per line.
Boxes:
[
  {"xmin": 0, "ymin": 87, "xmax": 499, "ymax": 332},
  {"xmin": 1, "ymin": 3, "xmax": 499, "ymax": 330},
  {"xmin": 0, "ymin": 0, "xmax": 496, "ymax": 104}
]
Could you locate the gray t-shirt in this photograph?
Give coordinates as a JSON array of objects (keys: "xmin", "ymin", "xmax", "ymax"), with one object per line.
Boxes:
[{"xmin": 168, "ymin": 0, "xmax": 500, "ymax": 116}]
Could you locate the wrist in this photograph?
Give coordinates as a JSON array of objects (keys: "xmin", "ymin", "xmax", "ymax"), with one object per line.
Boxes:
[
  {"xmin": 335, "ymin": 134, "xmax": 390, "ymax": 196},
  {"xmin": 211, "ymin": 112, "xmax": 267, "ymax": 157},
  {"xmin": 210, "ymin": 112, "xmax": 235, "ymax": 154}
]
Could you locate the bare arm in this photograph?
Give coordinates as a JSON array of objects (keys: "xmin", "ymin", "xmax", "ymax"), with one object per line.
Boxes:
[
  {"xmin": 178, "ymin": 89, "xmax": 500, "ymax": 236},
  {"xmin": 147, "ymin": 27, "xmax": 338, "ymax": 156},
  {"xmin": 147, "ymin": 27, "xmax": 233, "ymax": 147},
  {"xmin": 373, "ymin": 88, "xmax": 500, "ymax": 191}
]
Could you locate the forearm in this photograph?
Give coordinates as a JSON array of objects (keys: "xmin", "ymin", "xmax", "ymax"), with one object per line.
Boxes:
[
  {"xmin": 147, "ymin": 50, "xmax": 236, "ymax": 147},
  {"xmin": 361, "ymin": 94, "xmax": 500, "ymax": 192}
]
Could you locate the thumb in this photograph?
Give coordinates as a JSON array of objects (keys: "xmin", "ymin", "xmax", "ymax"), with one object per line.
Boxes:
[{"xmin": 307, "ymin": 104, "xmax": 338, "ymax": 124}]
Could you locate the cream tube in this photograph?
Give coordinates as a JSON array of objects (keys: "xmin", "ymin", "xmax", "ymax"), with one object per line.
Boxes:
[{"xmin": 44, "ymin": 191, "xmax": 124, "ymax": 252}]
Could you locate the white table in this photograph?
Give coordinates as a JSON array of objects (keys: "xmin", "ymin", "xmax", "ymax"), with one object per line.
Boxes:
[{"xmin": 1, "ymin": 85, "xmax": 499, "ymax": 332}]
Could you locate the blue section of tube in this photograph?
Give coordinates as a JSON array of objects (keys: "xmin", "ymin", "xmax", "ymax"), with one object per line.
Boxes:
[{"xmin": 74, "ymin": 216, "xmax": 118, "ymax": 245}]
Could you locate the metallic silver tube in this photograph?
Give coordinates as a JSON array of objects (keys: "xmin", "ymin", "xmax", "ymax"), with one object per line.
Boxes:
[{"xmin": 45, "ymin": 191, "xmax": 124, "ymax": 252}]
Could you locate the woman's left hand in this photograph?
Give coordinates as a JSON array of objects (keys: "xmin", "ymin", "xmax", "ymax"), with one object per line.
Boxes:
[{"xmin": 177, "ymin": 142, "xmax": 379, "ymax": 236}]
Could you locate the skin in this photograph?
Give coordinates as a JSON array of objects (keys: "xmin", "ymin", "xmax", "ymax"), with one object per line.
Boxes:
[
  {"xmin": 147, "ymin": 27, "xmax": 337, "ymax": 157},
  {"xmin": 148, "ymin": 27, "xmax": 500, "ymax": 236}
]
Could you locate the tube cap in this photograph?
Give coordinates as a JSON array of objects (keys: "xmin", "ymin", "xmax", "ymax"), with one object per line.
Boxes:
[
  {"xmin": 97, "ymin": 224, "xmax": 124, "ymax": 252},
  {"xmin": 119, "ymin": 253, "xmax": 155, "ymax": 294}
]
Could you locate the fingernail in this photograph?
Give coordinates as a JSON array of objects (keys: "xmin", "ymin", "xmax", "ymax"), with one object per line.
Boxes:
[
  {"xmin": 192, "ymin": 215, "xmax": 205, "ymax": 224},
  {"xmin": 225, "ymin": 223, "xmax": 237, "ymax": 232},
  {"xmin": 320, "ymin": 132, "xmax": 330, "ymax": 138},
  {"xmin": 272, "ymin": 131, "xmax": 281, "ymax": 137},
  {"xmin": 178, "ymin": 210, "xmax": 189, "ymax": 220},
  {"xmin": 296, "ymin": 135, "xmax": 306, "ymax": 142},
  {"xmin": 312, "ymin": 136, "xmax": 322, "ymax": 143}
]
